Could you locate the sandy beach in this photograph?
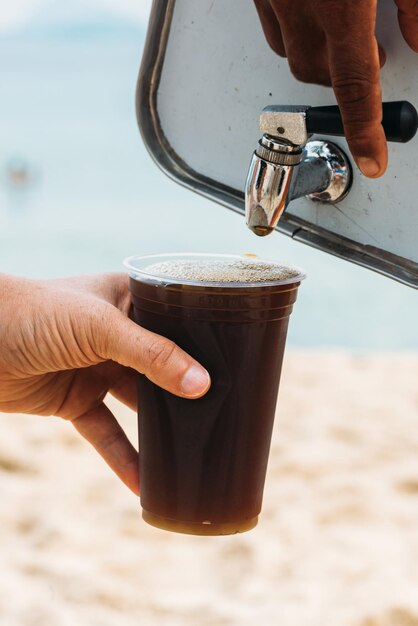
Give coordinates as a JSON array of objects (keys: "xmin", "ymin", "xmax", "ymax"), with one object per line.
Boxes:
[{"xmin": 1, "ymin": 350, "xmax": 418, "ymax": 626}]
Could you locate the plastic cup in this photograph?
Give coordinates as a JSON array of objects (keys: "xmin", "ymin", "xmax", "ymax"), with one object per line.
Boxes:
[{"xmin": 125, "ymin": 253, "xmax": 305, "ymax": 535}]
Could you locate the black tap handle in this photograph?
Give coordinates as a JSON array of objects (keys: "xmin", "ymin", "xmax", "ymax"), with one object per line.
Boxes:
[{"xmin": 305, "ymin": 101, "xmax": 418, "ymax": 143}]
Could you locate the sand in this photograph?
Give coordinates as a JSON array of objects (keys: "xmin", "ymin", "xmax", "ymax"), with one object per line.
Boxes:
[{"xmin": 1, "ymin": 350, "xmax": 418, "ymax": 626}]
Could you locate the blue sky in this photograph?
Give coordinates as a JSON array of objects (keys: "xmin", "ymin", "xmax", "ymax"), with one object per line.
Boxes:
[{"xmin": 0, "ymin": 0, "xmax": 152, "ymax": 34}]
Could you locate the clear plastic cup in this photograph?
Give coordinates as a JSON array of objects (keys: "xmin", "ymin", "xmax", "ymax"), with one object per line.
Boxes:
[{"xmin": 125, "ymin": 253, "xmax": 305, "ymax": 535}]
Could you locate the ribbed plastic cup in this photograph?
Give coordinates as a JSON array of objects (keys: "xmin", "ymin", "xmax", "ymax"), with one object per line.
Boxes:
[{"xmin": 124, "ymin": 253, "xmax": 305, "ymax": 535}]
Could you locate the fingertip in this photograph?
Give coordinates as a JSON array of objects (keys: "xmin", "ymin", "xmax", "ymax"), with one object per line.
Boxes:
[
  {"xmin": 117, "ymin": 456, "xmax": 140, "ymax": 496},
  {"xmin": 124, "ymin": 462, "xmax": 140, "ymax": 496},
  {"xmin": 398, "ymin": 14, "xmax": 418, "ymax": 53},
  {"xmin": 180, "ymin": 365, "xmax": 211, "ymax": 399},
  {"xmin": 356, "ymin": 156, "xmax": 385, "ymax": 178},
  {"xmin": 378, "ymin": 44, "xmax": 387, "ymax": 68},
  {"xmin": 71, "ymin": 403, "xmax": 140, "ymax": 496},
  {"xmin": 350, "ymin": 125, "xmax": 388, "ymax": 178}
]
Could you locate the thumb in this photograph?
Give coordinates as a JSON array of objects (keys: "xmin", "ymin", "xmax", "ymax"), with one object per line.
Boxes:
[
  {"xmin": 93, "ymin": 305, "xmax": 211, "ymax": 399},
  {"xmin": 327, "ymin": 34, "xmax": 387, "ymax": 177}
]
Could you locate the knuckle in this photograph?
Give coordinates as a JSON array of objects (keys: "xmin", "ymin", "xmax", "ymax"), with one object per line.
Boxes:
[
  {"xmin": 332, "ymin": 73, "xmax": 382, "ymax": 126},
  {"xmin": 288, "ymin": 60, "xmax": 312, "ymax": 83},
  {"xmin": 98, "ymin": 430, "xmax": 125, "ymax": 454},
  {"xmin": 399, "ymin": 0, "xmax": 418, "ymax": 17},
  {"xmin": 333, "ymin": 75, "xmax": 372, "ymax": 103},
  {"xmin": 146, "ymin": 338, "xmax": 178, "ymax": 371},
  {"xmin": 267, "ymin": 39, "xmax": 286, "ymax": 57},
  {"xmin": 109, "ymin": 273, "xmax": 130, "ymax": 310},
  {"xmin": 89, "ymin": 306, "xmax": 113, "ymax": 357},
  {"xmin": 288, "ymin": 59, "xmax": 329, "ymax": 85}
]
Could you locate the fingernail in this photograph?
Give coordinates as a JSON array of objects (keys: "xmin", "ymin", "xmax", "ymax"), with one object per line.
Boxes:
[
  {"xmin": 181, "ymin": 365, "xmax": 211, "ymax": 398},
  {"xmin": 357, "ymin": 157, "xmax": 381, "ymax": 177}
]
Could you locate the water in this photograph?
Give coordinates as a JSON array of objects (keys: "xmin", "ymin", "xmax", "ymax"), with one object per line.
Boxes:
[{"xmin": 0, "ymin": 36, "xmax": 417, "ymax": 350}]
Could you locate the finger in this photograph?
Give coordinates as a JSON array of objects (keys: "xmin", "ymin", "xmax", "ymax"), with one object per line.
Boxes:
[
  {"xmin": 109, "ymin": 369, "xmax": 137, "ymax": 412},
  {"xmin": 93, "ymin": 305, "xmax": 211, "ymax": 399},
  {"xmin": 49, "ymin": 273, "xmax": 132, "ymax": 316},
  {"xmin": 80, "ymin": 273, "xmax": 132, "ymax": 315},
  {"xmin": 254, "ymin": 0, "xmax": 286, "ymax": 56},
  {"xmin": 94, "ymin": 361, "xmax": 137, "ymax": 412},
  {"xmin": 281, "ymin": 33, "xmax": 331, "ymax": 86},
  {"xmin": 327, "ymin": 32, "xmax": 387, "ymax": 177},
  {"xmin": 269, "ymin": 2, "xmax": 332, "ymax": 85},
  {"xmin": 72, "ymin": 402, "xmax": 140, "ymax": 496},
  {"xmin": 95, "ymin": 273, "xmax": 132, "ymax": 315},
  {"xmin": 377, "ymin": 43, "xmax": 387, "ymax": 68},
  {"xmin": 394, "ymin": 0, "xmax": 418, "ymax": 51}
]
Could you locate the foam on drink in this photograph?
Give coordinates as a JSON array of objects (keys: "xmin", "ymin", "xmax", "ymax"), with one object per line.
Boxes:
[{"xmin": 142, "ymin": 258, "xmax": 300, "ymax": 284}]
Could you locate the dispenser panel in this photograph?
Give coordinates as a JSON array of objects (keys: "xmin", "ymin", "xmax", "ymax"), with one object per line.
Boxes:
[{"xmin": 137, "ymin": 0, "xmax": 418, "ymax": 287}]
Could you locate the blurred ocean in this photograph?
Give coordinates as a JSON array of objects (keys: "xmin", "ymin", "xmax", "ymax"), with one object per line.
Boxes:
[{"xmin": 0, "ymin": 28, "xmax": 417, "ymax": 350}]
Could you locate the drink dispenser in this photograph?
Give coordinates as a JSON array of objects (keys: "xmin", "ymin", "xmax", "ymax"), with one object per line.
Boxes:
[{"xmin": 136, "ymin": 0, "xmax": 418, "ymax": 288}]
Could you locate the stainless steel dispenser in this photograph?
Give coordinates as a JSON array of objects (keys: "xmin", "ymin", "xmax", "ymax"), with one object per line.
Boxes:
[
  {"xmin": 245, "ymin": 102, "xmax": 417, "ymax": 235},
  {"xmin": 136, "ymin": 0, "xmax": 418, "ymax": 288}
]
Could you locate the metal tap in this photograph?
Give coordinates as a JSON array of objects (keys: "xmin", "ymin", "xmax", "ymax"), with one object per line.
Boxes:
[
  {"xmin": 245, "ymin": 101, "xmax": 418, "ymax": 235},
  {"xmin": 245, "ymin": 105, "xmax": 352, "ymax": 236}
]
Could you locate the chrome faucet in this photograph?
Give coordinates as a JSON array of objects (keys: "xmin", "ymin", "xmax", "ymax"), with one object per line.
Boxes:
[{"xmin": 245, "ymin": 101, "xmax": 418, "ymax": 236}]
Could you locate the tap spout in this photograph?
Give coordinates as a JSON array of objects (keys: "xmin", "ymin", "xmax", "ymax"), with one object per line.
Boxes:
[
  {"xmin": 245, "ymin": 135, "xmax": 302, "ymax": 237},
  {"xmin": 245, "ymin": 138, "xmax": 352, "ymax": 236}
]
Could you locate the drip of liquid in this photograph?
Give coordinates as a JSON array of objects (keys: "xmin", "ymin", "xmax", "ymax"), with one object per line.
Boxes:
[{"xmin": 250, "ymin": 225, "xmax": 274, "ymax": 237}]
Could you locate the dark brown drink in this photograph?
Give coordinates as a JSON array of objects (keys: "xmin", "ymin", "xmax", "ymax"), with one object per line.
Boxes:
[{"xmin": 126, "ymin": 254, "xmax": 305, "ymax": 535}]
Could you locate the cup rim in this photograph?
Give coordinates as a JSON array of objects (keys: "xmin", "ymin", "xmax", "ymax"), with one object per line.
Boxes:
[{"xmin": 124, "ymin": 253, "xmax": 306, "ymax": 288}]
